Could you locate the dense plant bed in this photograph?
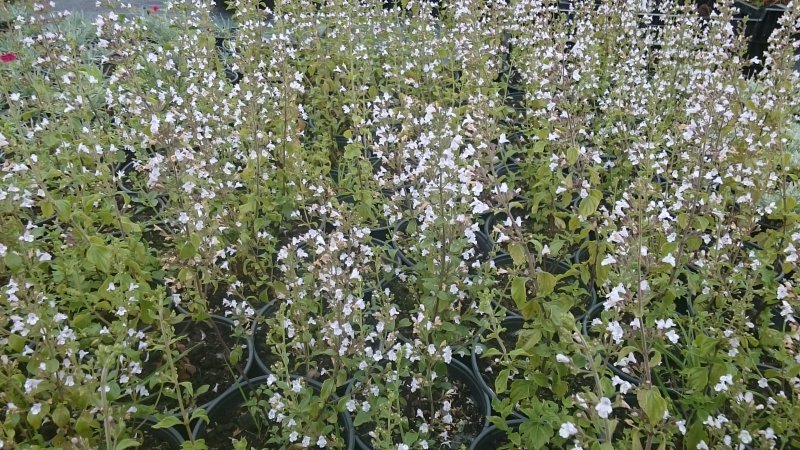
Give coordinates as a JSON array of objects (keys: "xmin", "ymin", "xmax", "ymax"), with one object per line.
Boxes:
[{"xmin": 1, "ymin": 0, "xmax": 800, "ymax": 449}]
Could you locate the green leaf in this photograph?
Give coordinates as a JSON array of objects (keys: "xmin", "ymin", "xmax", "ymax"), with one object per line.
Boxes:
[
  {"xmin": 637, "ymin": 387, "xmax": 667, "ymax": 426},
  {"xmin": 578, "ymin": 192, "xmax": 601, "ymax": 217},
  {"xmin": 119, "ymin": 217, "xmax": 141, "ymax": 234},
  {"xmin": 152, "ymin": 416, "xmax": 183, "ymax": 429},
  {"xmin": 4, "ymin": 252, "xmax": 23, "ymax": 271},
  {"xmin": 86, "ymin": 244, "xmax": 112, "ymax": 273},
  {"xmin": 353, "ymin": 410, "xmax": 371, "ymax": 427},
  {"xmin": 677, "ymin": 213, "xmax": 689, "ymax": 230},
  {"xmin": 8, "ymin": 334, "xmax": 25, "ymax": 352},
  {"xmin": 686, "ymin": 367, "xmax": 708, "ymax": 391},
  {"xmin": 402, "ymin": 431, "xmax": 418, "ymax": 445},
  {"xmin": 495, "ymin": 369, "xmax": 511, "ymax": 394},
  {"xmin": 520, "ymin": 421, "xmax": 552, "ymax": 449},
  {"xmin": 566, "ymin": 146, "xmax": 579, "ymax": 165},
  {"xmin": 76, "ymin": 414, "xmax": 96, "ymax": 437},
  {"xmin": 343, "ymin": 143, "xmax": 361, "ymax": 160},
  {"xmin": 630, "ymin": 430, "xmax": 643, "ymax": 450},
  {"xmin": 115, "ymin": 438, "xmax": 141, "ymax": 450},
  {"xmin": 320, "ymin": 378, "xmax": 334, "ymax": 403},
  {"xmin": 179, "ymin": 242, "xmax": 196, "ymax": 260},
  {"xmin": 509, "ymin": 242, "xmax": 527, "ymax": 266},
  {"xmin": 51, "ymin": 404, "xmax": 70, "ymax": 428},
  {"xmin": 536, "ymin": 271, "xmax": 556, "ymax": 297},
  {"xmin": 511, "ymin": 276, "xmax": 528, "ymax": 311}
]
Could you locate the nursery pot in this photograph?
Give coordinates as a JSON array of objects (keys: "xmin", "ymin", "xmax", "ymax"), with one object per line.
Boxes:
[
  {"xmin": 468, "ymin": 418, "xmax": 525, "ymax": 450},
  {"xmin": 137, "ymin": 416, "xmax": 184, "ymax": 450},
  {"xmin": 494, "ymin": 162, "xmax": 521, "ymax": 178},
  {"xmin": 470, "ymin": 315, "xmax": 525, "ymax": 402},
  {"xmin": 193, "ymin": 375, "xmax": 355, "ymax": 450},
  {"xmin": 159, "ymin": 315, "xmax": 255, "ymax": 411},
  {"xmin": 572, "ymin": 229, "xmax": 599, "ymax": 265},
  {"xmin": 482, "ymin": 203, "xmax": 529, "ymax": 250},
  {"xmin": 352, "ymin": 359, "xmax": 492, "ymax": 450}
]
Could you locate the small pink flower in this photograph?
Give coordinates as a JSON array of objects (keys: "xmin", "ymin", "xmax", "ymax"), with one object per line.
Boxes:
[
  {"xmin": 149, "ymin": 5, "xmax": 160, "ymax": 12},
  {"xmin": 0, "ymin": 52, "xmax": 18, "ymax": 63}
]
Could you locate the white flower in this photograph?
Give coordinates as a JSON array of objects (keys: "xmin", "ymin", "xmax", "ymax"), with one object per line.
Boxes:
[
  {"xmin": 611, "ymin": 376, "xmax": 633, "ymax": 394},
  {"xmin": 739, "ymin": 430, "xmax": 752, "ymax": 445},
  {"xmin": 714, "ymin": 374, "xmax": 733, "ymax": 392},
  {"xmin": 655, "ymin": 318, "xmax": 675, "ymax": 330},
  {"xmin": 677, "ymin": 420, "xmax": 686, "ymax": 435},
  {"xmin": 556, "ymin": 354, "xmax": 571, "ymax": 363},
  {"xmin": 696, "ymin": 441, "xmax": 709, "ymax": 450},
  {"xmin": 316, "ymin": 435, "xmax": 327, "ymax": 447},
  {"xmin": 595, "ymin": 397, "xmax": 613, "ymax": 419},
  {"xmin": 0, "ymin": 132, "xmax": 7, "ymax": 147},
  {"xmin": 601, "ymin": 254, "xmax": 617, "ymax": 266},
  {"xmin": 661, "ymin": 253, "xmax": 676, "ymax": 267},
  {"xmin": 30, "ymin": 403, "xmax": 42, "ymax": 415},
  {"xmin": 604, "ymin": 284, "xmax": 626, "ymax": 310},
  {"xmin": 398, "ymin": 445, "xmax": 409, "ymax": 450},
  {"xmin": 559, "ymin": 421, "xmax": 578, "ymax": 438},
  {"xmin": 291, "ymin": 379, "xmax": 303, "ymax": 393},
  {"xmin": 665, "ymin": 330, "xmax": 680, "ymax": 344},
  {"xmin": 606, "ymin": 321, "xmax": 624, "ymax": 344},
  {"xmin": 24, "ymin": 379, "xmax": 42, "ymax": 394},
  {"xmin": 442, "ymin": 346, "xmax": 452, "ymax": 363},
  {"xmin": 149, "ymin": 115, "xmax": 160, "ymax": 134}
]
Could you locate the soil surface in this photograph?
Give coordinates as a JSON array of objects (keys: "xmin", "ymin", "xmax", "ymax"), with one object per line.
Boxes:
[
  {"xmin": 154, "ymin": 319, "xmax": 245, "ymax": 409},
  {"xmin": 137, "ymin": 427, "xmax": 177, "ymax": 450},
  {"xmin": 203, "ymin": 401, "xmax": 268, "ymax": 450}
]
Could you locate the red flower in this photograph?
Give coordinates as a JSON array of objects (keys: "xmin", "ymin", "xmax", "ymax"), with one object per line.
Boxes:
[
  {"xmin": 149, "ymin": 5, "xmax": 160, "ymax": 12},
  {"xmin": 0, "ymin": 52, "xmax": 17, "ymax": 63}
]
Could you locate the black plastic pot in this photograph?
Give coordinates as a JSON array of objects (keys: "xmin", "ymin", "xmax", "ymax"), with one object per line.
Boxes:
[
  {"xmin": 572, "ymin": 230, "xmax": 603, "ymax": 288},
  {"xmin": 117, "ymin": 160, "xmax": 156, "ymax": 195},
  {"xmin": 136, "ymin": 416, "xmax": 184, "ymax": 449},
  {"xmin": 194, "ymin": 375, "xmax": 355, "ymax": 450},
  {"xmin": 352, "ymin": 359, "xmax": 491, "ymax": 450},
  {"xmin": 369, "ymin": 226, "xmax": 392, "ymax": 242},
  {"xmin": 149, "ymin": 315, "xmax": 256, "ymax": 410},
  {"xmin": 750, "ymin": 295, "xmax": 789, "ymax": 335},
  {"xmin": 494, "ymin": 162, "xmax": 520, "ymax": 177},
  {"xmin": 469, "ymin": 419, "xmax": 524, "ymax": 450},
  {"xmin": 470, "ymin": 316, "xmax": 524, "ymax": 402},
  {"xmin": 224, "ymin": 67, "xmax": 242, "ymax": 84},
  {"xmin": 482, "ymin": 203, "xmax": 529, "ymax": 251},
  {"xmin": 504, "ymin": 86, "xmax": 525, "ymax": 112}
]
